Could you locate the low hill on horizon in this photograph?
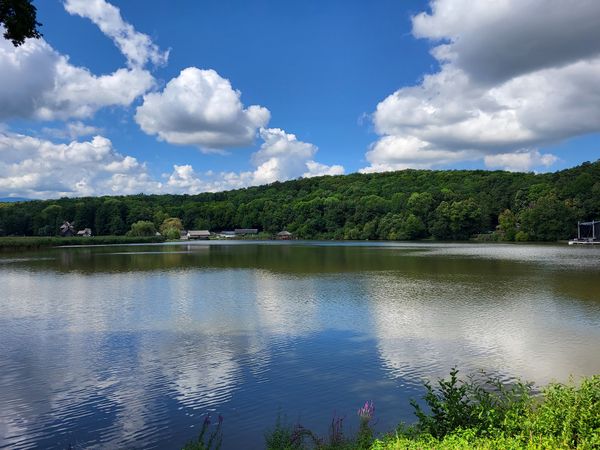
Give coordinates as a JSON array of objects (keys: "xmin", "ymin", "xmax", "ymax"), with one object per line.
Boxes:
[{"xmin": 1, "ymin": 160, "xmax": 599, "ymax": 242}]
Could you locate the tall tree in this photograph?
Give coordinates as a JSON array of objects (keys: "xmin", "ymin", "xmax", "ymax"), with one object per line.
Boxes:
[{"xmin": 0, "ymin": 0, "xmax": 42, "ymax": 46}]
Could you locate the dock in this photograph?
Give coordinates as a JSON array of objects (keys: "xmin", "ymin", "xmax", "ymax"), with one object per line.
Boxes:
[{"xmin": 569, "ymin": 220, "xmax": 600, "ymax": 245}]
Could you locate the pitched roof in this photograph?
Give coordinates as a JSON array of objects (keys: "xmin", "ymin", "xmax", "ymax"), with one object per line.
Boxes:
[{"xmin": 188, "ymin": 230, "xmax": 210, "ymax": 236}]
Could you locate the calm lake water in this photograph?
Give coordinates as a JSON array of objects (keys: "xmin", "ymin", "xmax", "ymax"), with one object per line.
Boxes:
[{"xmin": 1, "ymin": 241, "xmax": 599, "ymax": 449}]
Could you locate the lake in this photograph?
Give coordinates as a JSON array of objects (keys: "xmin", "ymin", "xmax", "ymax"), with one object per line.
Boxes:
[{"xmin": 1, "ymin": 241, "xmax": 599, "ymax": 449}]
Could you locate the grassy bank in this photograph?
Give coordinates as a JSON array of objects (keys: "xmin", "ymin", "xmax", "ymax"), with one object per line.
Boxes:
[
  {"xmin": 186, "ymin": 370, "xmax": 599, "ymax": 450},
  {"xmin": 0, "ymin": 235, "xmax": 165, "ymax": 250}
]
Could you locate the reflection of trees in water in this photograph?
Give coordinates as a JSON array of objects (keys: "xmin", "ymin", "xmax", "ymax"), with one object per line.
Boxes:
[{"xmin": 4, "ymin": 243, "xmax": 576, "ymax": 277}]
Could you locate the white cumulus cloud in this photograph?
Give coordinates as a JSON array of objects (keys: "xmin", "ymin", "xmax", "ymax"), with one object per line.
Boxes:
[
  {"xmin": 135, "ymin": 68, "xmax": 271, "ymax": 151},
  {"xmin": 42, "ymin": 121, "xmax": 103, "ymax": 140},
  {"xmin": 484, "ymin": 150, "xmax": 558, "ymax": 173},
  {"xmin": 0, "ymin": 129, "xmax": 344, "ymax": 198},
  {"xmin": 0, "ymin": 132, "xmax": 161, "ymax": 198},
  {"xmin": 0, "ymin": 30, "xmax": 155, "ymax": 121},
  {"xmin": 64, "ymin": 0, "xmax": 169, "ymax": 68},
  {"xmin": 364, "ymin": 0, "xmax": 600, "ymax": 173},
  {"xmin": 164, "ymin": 128, "xmax": 344, "ymax": 193}
]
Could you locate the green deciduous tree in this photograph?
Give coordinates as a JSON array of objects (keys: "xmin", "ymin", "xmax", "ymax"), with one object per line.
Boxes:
[
  {"xmin": 431, "ymin": 198, "xmax": 484, "ymax": 240},
  {"xmin": 127, "ymin": 220, "xmax": 156, "ymax": 237},
  {"xmin": 160, "ymin": 217, "xmax": 183, "ymax": 235},
  {"xmin": 0, "ymin": 0, "xmax": 42, "ymax": 46},
  {"xmin": 498, "ymin": 209, "xmax": 517, "ymax": 241},
  {"xmin": 519, "ymin": 195, "xmax": 576, "ymax": 241}
]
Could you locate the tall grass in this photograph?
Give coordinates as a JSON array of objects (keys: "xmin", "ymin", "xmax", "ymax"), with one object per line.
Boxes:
[
  {"xmin": 260, "ymin": 371, "xmax": 599, "ymax": 450},
  {"xmin": 0, "ymin": 235, "xmax": 165, "ymax": 250}
]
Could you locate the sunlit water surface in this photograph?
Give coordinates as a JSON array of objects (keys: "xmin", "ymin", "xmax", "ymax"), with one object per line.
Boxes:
[{"xmin": 1, "ymin": 241, "xmax": 599, "ymax": 449}]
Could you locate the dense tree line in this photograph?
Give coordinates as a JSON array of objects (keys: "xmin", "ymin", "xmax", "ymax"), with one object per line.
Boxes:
[{"xmin": 1, "ymin": 161, "xmax": 599, "ymax": 241}]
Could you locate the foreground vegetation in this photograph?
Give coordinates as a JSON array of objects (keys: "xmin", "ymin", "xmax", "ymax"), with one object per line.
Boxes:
[
  {"xmin": 0, "ymin": 235, "xmax": 164, "ymax": 250},
  {"xmin": 370, "ymin": 371, "xmax": 599, "ymax": 450},
  {"xmin": 1, "ymin": 161, "xmax": 599, "ymax": 242},
  {"xmin": 186, "ymin": 371, "xmax": 599, "ymax": 450}
]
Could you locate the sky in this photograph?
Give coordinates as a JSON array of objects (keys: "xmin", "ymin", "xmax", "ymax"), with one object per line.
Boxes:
[{"xmin": 1, "ymin": 0, "xmax": 599, "ymax": 199}]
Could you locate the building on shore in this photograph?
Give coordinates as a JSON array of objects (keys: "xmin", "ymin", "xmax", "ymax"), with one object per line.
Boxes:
[
  {"xmin": 187, "ymin": 230, "xmax": 211, "ymax": 240},
  {"xmin": 77, "ymin": 228, "xmax": 92, "ymax": 237},
  {"xmin": 59, "ymin": 221, "xmax": 75, "ymax": 237},
  {"xmin": 234, "ymin": 228, "xmax": 258, "ymax": 236},
  {"xmin": 276, "ymin": 230, "xmax": 293, "ymax": 240},
  {"xmin": 218, "ymin": 231, "xmax": 236, "ymax": 239}
]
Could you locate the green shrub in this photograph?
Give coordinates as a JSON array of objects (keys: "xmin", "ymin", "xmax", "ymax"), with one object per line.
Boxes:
[
  {"xmin": 183, "ymin": 414, "xmax": 223, "ymax": 450},
  {"xmin": 164, "ymin": 227, "xmax": 181, "ymax": 240},
  {"xmin": 0, "ymin": 235, "xmax": 165, "ymax": 250},
  {"xmin": 522, "ymin": 376, "xmax": 600, "ymax": 449},
  {"xmin": 515, "ymin": 231, "xmax": 530, "ymax": 241},
  {"xmin": 259, "ymin": 372, "xmax": 599, "ymax": 450},
  {"xmin": 127, "ymin": 220, "xmax": 156, "ymax": 237},
  {"xmin": 160, "ymin": 217, "xmax": 183, "ymax": 235}
]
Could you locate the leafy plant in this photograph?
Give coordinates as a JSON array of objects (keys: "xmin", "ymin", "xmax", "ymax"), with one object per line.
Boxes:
[{"xmin": 183, "ymin": 414, "xmax": 223, "ymax": 450}]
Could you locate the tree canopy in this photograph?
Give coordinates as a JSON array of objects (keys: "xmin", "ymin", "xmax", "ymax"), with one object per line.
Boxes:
[
  {"xmin": 1, "ymin": 161, "xmax": 599, "ymax": 242},
  {"xmin": 0, "ymin": 0, "xmax": 42, "ymax": 46}
]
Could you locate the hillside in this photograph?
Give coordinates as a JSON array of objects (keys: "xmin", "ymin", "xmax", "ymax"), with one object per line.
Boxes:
[{"xmin": 1, "ymin": 161, "xmax": 599, "ymax": 241}]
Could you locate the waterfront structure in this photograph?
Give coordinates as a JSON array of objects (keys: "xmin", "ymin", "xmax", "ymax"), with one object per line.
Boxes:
[
  {"xmin": 235, "ymin": 228, "xmax": 258, "ymax": 235},
  {"xmin": 59, "ymin": 221, "xmax": 75, "ymax": 237},
  {"xmin": 77, "ymin": 228, "xmax": 92, "ymax": 237},
  {"xmin": 569, "ymin": 220, "xmax": 600, "ymax": 245},
  {"xmin": 187, "ymin": 230, "xmax": 210, "ymax": 240},
  {"xmin": 276, "ymin": 230, "xmax": 293, "ymax": 240}
]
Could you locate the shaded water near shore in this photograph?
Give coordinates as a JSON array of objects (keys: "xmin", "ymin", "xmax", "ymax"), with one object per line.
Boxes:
[{"xmin": 1, "ymin": 241, "xmax": 599, "ymax": 449}]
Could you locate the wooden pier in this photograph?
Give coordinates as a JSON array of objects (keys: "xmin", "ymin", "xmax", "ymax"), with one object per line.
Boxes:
[{"xmin": 569, "ymin": 220, "xmax": 600, "ymax": 245}]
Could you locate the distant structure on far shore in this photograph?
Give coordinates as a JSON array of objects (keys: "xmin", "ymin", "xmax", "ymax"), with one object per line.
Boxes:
[
  {"xmin": 235, "ymin": 228, "xmax": 258, "ymax": 236},
  {"xmin": 276, "ymin": 230, "xmax": 293, "ymax": 240},
  {"xmin": 59, "ymin": 221, "xmax": 75, "ymax": 237},
  {"xmin": 77, "ymin": 228, "xmax": 92, "ymax": 237},
  {"xmin": 187, "ymin": 230, "xmax": 210, "ymax": 240},
  {"xmin": 569, "ymin": 220, "xmax": 599, "ymax": 245}
]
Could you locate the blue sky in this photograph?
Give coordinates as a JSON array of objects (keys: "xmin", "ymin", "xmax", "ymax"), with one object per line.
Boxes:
[{"xmin": 1, "ymin": 0, "xmax": 599, "ymax": 198}]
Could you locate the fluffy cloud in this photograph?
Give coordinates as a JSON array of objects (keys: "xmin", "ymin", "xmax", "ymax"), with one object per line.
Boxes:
[
  {"xmin": 42, "ymin": 121, "xmax": 103, "ymax": 140},
  {"xmin": 135, "ymin": 68, "xmax": 271, "ymax": 151},
  {"xmin": 0, "ymin": 30, "xmax": 155, "ymax": 121},
  {"xmin": 362, "ymin": 135, "xmax": 477, "ymax": 173},
  {"xmin": 412, "ymin": 0, "xmax": 600, "ymax": 84},
  {"xmin": 246, "ymin": 128, "xmax": 344, "ymax": 185},
  {"xmin": 64, "ymin": 0, "xmax": 169, "ymax": 68},
  {"xmin": 304, "ymin": 160, "xmax": 346, "ymax": 178},
  {"xmin": 484, "ymin": 150, "xmax": 558, "ymax": 173},
  {"xmin": 165, "ymin": 128, "xmax": 344, "ymax": 193},
  {"xmin": 0, "ymin": 132, "xmax": 161, "ymax": 198},
  {"xmin": 0, "ymin": 129, "xmax": 344, "ymax": 198},
  {"xmin": 364, "ymin": 0, "xmax": 600, "ymax": 173},
  {"xmin": 165, "ymin": 164, "xmax": 248, "ymax": 193}
]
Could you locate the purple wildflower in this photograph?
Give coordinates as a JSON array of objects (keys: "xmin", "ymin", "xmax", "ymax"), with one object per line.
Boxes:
[{"xmin": 357, "ymin": 401, "xmax": 374, "ymax": 421}]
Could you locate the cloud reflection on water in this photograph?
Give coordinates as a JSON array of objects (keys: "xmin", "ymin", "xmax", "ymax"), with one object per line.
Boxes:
[{"xmin": 0, "ymin": 243, "xmax": 599, "ymax": 448}]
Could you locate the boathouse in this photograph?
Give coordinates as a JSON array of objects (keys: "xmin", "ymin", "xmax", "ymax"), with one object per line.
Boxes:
[{"xmin": 187, "ymin": 230, "xmax": 210, "ymax": 240}]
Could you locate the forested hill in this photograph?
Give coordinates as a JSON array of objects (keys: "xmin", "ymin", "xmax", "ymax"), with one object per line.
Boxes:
[{"xmin": 1, "ymin": 160, "xmax": 599, "ymax": 241}]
